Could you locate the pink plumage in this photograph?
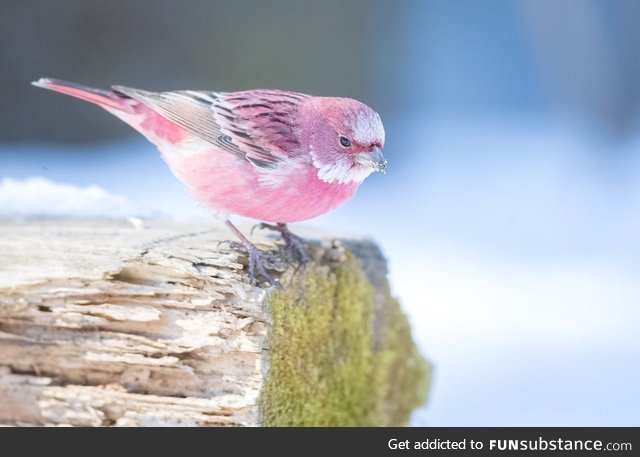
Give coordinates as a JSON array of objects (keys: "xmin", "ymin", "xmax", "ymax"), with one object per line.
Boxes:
[{"xmin": 32, "ymin": 77, "xmax": 387, "ymax": 285}]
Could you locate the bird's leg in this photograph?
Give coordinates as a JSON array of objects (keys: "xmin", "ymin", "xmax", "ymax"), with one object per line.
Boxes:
[
  {"xmin": 224, "ymin": 219, "xmax": 281, "ymax": 288},
  {"xmin": 253, "ymin": 222, "xmax": 309, "ymax": 265}
]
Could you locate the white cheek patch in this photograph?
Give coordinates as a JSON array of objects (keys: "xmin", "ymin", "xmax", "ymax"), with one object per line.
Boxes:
[
  {"xmin": 309, "ymin": 138, "xmax": 373, "ymax": 184},
  {"xmin": 314, "ymin": 158, "xmax": 373, "ymax": 184}
]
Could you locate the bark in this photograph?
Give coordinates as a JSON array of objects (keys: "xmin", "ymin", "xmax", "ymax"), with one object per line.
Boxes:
[{"xmin": 0, "ymin": 218, "xmax": 430, "ymax": 426}]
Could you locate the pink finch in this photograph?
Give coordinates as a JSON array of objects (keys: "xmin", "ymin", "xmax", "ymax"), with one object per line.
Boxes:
[{"xmin": 32, "ymin": 78, "xmax": 386, "ymax": 286}]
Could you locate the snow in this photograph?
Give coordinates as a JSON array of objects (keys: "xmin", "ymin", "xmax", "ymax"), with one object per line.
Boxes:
[{"xmin": 0, "ymin": 176, "xmax": 139, "ymax": 218}]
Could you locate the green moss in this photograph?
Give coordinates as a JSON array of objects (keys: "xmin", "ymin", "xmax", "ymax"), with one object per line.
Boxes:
[{"xmin": 260, "ymin": 252, "xmax": 431, "ymax": 426}]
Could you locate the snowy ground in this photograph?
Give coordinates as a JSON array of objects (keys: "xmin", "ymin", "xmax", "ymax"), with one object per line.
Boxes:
[{"xmin": 1, "ymin": 113, "xmax": 639, "ymax": 425}]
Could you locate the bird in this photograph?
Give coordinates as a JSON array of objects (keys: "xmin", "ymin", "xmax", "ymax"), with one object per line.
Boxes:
[{"xmin": 32, "ymin": 78, "xmax": 386, "ymax": 286}]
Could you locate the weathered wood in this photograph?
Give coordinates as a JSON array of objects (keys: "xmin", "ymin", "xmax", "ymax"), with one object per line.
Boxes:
[{"xmin": 0, "ymin": 218, "xmax": 430, "ymax": 426}]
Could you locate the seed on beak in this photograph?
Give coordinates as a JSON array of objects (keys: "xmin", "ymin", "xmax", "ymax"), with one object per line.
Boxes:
[{"xmin": 356, "ymin": 147, "xmax": 387, "ymax": 173}]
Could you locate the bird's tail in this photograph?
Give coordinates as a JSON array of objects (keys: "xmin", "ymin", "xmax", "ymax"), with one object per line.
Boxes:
[{"xmin": 32, "ymin": 77, "xmax": 136, "ymax": 113}]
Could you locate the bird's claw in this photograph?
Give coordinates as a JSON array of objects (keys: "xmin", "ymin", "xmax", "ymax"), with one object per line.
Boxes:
[
  {"xmin": 250, "ymin": 222, "xmax": 276, "ymax": 238},
  {"xmin": 252, "ymin": 223, "xmax": 310, "ymax": 267},
  {"xmin": 247, "ymin": 247, "xmax": 282, "ymax": 289},
  {"xmin": 281, "ymin": 230, "xmax": 310, "ymax": 266},
  {"xmin": 220, "ymin": 239, "xmax": 282, "ymax": 288}
]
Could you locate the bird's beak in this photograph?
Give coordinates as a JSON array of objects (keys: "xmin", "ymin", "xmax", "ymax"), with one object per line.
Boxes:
[{"xmin": 356, "ymin": 147, "xmax": 387, "ymax": 174}]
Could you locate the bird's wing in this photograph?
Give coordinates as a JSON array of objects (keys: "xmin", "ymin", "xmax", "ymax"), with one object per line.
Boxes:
[{"xmin": 112, "ymin": 86, "xmax": 308, "ymax": 169}]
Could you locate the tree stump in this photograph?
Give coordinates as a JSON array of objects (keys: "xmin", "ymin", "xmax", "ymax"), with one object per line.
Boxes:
[{"xmin": 0, "ymin": 219, "xmax": 430, "ymax": 426}]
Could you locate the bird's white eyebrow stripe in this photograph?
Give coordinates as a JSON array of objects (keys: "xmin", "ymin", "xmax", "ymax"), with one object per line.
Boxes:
[{"xmin": 344, "ymin": 110, "xmax": 385, "ymax": 145}]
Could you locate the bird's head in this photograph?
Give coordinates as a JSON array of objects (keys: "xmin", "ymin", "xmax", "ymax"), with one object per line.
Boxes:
[{"xmin": 300, "ymin": 97, "xmax": 386, "ymax": 185}]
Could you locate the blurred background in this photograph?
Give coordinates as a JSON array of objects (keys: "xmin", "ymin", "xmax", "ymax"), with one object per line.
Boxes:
[{"xmin": 1, "ymin": 0, "xmax": 639, "ymax": 425}]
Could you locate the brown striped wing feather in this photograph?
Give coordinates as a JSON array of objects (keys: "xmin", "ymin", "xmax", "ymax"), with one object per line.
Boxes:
[{"xmin": 113, "ymin": 86, "xmax": 308, "ymax": 169}]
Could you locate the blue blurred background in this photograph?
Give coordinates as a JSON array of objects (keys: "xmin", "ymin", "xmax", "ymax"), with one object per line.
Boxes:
[{"xmin": 1, "ymin": 0, "xmax": 639, "ymax": 425}]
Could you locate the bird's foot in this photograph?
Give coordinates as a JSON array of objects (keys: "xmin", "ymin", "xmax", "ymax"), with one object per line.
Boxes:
[
  {"xmin": 219, "ymin": 240, "xmax": 282, "ymax": 288},
  {"xmin": 253, "ymin": 223, "xmax": 310, "ymax": 266}
]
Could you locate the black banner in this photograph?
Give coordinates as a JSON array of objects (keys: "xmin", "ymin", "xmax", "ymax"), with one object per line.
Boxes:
[{"xmin": 1, "ymin": 427, "xmax": 636, "ymax": 455}]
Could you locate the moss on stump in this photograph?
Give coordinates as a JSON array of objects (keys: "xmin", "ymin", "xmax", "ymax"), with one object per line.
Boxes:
[{"xmin": 260, "ymin": 249, "xmax": 431, "ymax": 426}]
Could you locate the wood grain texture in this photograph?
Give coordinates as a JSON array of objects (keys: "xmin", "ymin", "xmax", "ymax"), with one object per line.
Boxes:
[
  {"xmin": 0, "ymin": 218, "xmax": 281, "ymax": 426},
  {"xmin": 0, "ymin": 218, "xmax": 426, "ymax": 427}
]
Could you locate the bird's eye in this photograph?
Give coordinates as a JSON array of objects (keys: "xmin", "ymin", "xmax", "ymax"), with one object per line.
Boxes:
[{"xmin": 339, "ymin": 136, "xmax": 351, "ymax": 147}]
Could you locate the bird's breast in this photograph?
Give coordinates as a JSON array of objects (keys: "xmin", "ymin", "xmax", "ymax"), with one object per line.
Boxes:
[
  {"xmin": 170, "ymin": 149, "xmax": 360, "ymax": 222},
  {"xmin": 257, "ymin": 166, "xmax": 360, "ymax": 222}
]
